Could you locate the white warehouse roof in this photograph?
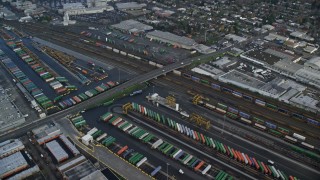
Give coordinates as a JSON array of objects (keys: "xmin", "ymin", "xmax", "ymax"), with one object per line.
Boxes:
[
  {"xmin": 147, "ymin": 30, "xmax": 196, "ymax": 47},
  {"xmin": 304, "ymin": 56, "xmax": 320, "ymax": 71}
]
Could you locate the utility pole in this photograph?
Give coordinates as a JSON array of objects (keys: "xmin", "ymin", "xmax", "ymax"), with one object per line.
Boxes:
[
  {"xmin": 118, "ymin": 68, "xmax": 121, "ymax": 83},
  {"xmin": 166, "ymin": 163, "xmax": 170, "ymax": 180}
]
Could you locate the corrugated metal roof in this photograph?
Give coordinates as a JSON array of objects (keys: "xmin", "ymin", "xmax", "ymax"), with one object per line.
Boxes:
[
  {"xmin": 46, "ymin": 140, "xmax": 69, "ymax": 162},
  {"xmin": 0, "ymin": 152, "xmax": 28, "ymax": 178},
  {"xmin": 147, "ymin": 30, "xmax": 196, "ymax": 46}
]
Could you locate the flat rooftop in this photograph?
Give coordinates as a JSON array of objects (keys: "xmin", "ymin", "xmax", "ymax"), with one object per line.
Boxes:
[
  {"xmin": 0, "ymin": 87, "xmax": 25, "ymax": 132},
  {"xmin": 32, "ymin": 123, "xmax": 60, "ymax": 139},
  {"xmin": 0, "ymin": 152, "xmax": 28, "ymax": 179},
  {"xmin": 80, "ymin": 170, "xmax": 108, "ymax": 180},
  {"xmin": 116, "ymin": 2, "xmax": 146, "ymax": 10},
  {"xmin": 111, "ymin": 20, "xmax": 153, "ymax": 32},
  {"xmin": 46, "ymin": 140, "xmax": 69, "ymax": 162},
  {"xmin": 147, "ymin": 30, "xmax": 196, "ymax": 46},
  {"xmin": 0, "ymin": 139, "xmax": 24, "ymax": 158},
  {"xmin": 219, "ymin": 70, "xmax": 266, "ymax": 89},
  {"xmin": 64, "ymin": 160, "xmax": 97, "ymax": 180},
  {"xmin": 273, "ymin": 59, "xmax": 303, "ymax": 74},
  {"xmin": 242, "ymin": 49, "xmax": 282, "ymax": 65}
]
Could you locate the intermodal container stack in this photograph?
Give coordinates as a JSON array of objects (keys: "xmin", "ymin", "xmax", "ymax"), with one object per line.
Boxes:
[{"xmin": 0, "ymin": 57, "xmax": 55, "ymax": 111}]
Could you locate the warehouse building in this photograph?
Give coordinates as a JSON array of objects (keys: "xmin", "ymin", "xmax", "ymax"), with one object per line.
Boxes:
[
  {"xmin": 111, "ymin": 20, "xmax": 153, "ymax": 34},
  {"xmin": 63, "ymin": 160, "xmax": 107, "ymax": 180},
  {"xmin": 45, "ymin": 140, "xmax": 69, "ymax": 163},
  {"xmin": 264, "ymin": 33, "xmax": 289, "ymax": 42},
  {"xmin": 32, "ymin": 123, "xmax": 61, "ymax": 144},
  {"xmin": 146, "ymin": 30, "xmax": 197, "ymax": 50},
  {"xmin": 116, "ymin": 2, "xmax": 146, "ymax": 11},
  {"xmin": 0, "ymin": 139, "xmax": 25, "ymax": 158},
  {"xmin": 225, "ymin": 34, "xmax": 247, "ymax": 43},
  {"xmin": 304, "ymin": 56, "xmax": 320, "ymax": 71},
  {"xmin": 7, "ymin": 165, "xmax": 40, "ymax": 180},
  {"xmin": 65, "ymin": 6, "xmax": 114, "ymax": 16},
  {"xmin": 0, "ymin": 152, "xmax": 29, "ymax": 179},
  {"xmin": 0, "ymin": 87, "xmax": 25, "ymax": 133},
  {"xmin": 295, "ymin": 68, "xmax": 320, "ymax": 89},
  {"xmin": 0, "ymin": 7, "xmax": 18, "ymax": 20}
]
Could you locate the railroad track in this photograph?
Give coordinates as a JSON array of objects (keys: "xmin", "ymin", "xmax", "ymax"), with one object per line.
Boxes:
[
  {"xmin": 22, "ymin": 23, "xmax": 320, "ymax": 140},
  {"xmin": 6, "ymin": 22, "xmax": 319, "ymax": 178},
  {"xmin": 20, "ymin": 23, "xmax": 320, "ymax": 143}
]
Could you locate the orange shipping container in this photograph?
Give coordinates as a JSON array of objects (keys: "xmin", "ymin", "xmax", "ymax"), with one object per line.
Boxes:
[
  {"xmin": 117, "ymin": 145, "xmax": 128, "ymax": 155},
  {"xmin": 194, "ymin": 161, "xmax": 205, "ymax": 171}
]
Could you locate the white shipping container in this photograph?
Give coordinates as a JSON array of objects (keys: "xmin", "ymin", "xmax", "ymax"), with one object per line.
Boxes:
[
  {"xmin": 173, "ymin": 70, "xmax": 182, "ymax": 76},
  {"xmin": 173, "ymin": 149, "xmax": 182, "ymax": 159},
  {"xmin": 136, "ymin": 157, "xmax": 147, "ymax": 167},
  {"xmin": 293, "ymin": 133, "xmax": 306, "ymax": 141},
  {"xmin": 123, "ymin": 124, "xmax": 133, "ymax": 132},
  {"xmin": 156, "ymin": 64, "xmax": 163, "ymax": 68},
  {"xmin": 87, "ymin": 127, "xmax": 98, "ymax": 135},
  {"xmin": 201, "ymin": 164, "xmax": 211, "ymax": 175},
  {"xmin": 149, "ymin": 61, "xmax": 156, "ymax": 66}
]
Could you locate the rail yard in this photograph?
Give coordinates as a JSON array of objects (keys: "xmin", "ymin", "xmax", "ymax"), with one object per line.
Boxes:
[{"xmin": 1, "ymin": 2, "xmax": 320, "ymax": 179}]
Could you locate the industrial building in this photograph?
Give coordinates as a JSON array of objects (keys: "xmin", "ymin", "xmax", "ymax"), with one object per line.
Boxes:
[
  {"xmin": 111, "ymin": 20, "xmax": 153, "ymax": 34},
  {"xmin": 66, "ymin": 6, "xmax": 114, "ymax": 16},
  {"xmin": 192, "ymin": 65, "xmax": 224, "ymax": 79},
  {"xmin": 87, "ymin": 0, "xmax": 111, "ymax": 8},
  {"xmin": 58, "ymin": 155, "xmax": 87, "ymax": 172},
  {"xmin": 146, "ymin": 30, "xmax": 197, "ymax": 50},
  {"xmin": 218, "ymin": 70, "xmax": 299, "ymax": 99},
  {"xmin": 290, "ymin": 31, "xmax": 314, "ymax": 42},
  {"xmin": 304, "ymin": 56, "xmax": 320, "ymax": 71},
  {"xmin": 116, "ymin": 2, "xmax": 146, "ymax": 11},
  {"xmin": 80, "ymin": 170, "xmax": 108, "ymax": 180},
  {"xmin": 45, "ymin": 140, "xmax": 69, "ymax": 163},
  {"xmin": 7, "ymin": 165, "xmax": 40, "ymax": 180},
  {"xmin": 225, "ymin": 34, "xmax": 247, "ymax": 43},
  {"xmin": 0, "ymin": 87, "xmax": 25, "ymax": 133},
  {"xmin": 211, "ymin": 56, "xmax": 237, "ymax": 69},
  {"xmin": 240, "ymin": 48, "xmax": 300, "ymax": 66},
  {"xmin": 0, "ymin": 139, "xmax": 25, "ymax": 158},
  {"xmin": 264, "ymin": 33, "xmax": 289, "ymax": 42},
  {"xmin": 32, "ymin": 123, "xmax": 61, "ymax": 144},
  {"xmin": 303, "ymin": 45, "xmax": 318, "ymax": 54},
  {"xmin": 0, "ymin": 152, "xmax": 29, "ymax": 179},
  {"xmin": 0, "ymin": 7, "xmax": 18, "ymax": 20},
  {"xmin": 63, "ymin": 160, "xmax": 107, "ymax": 179},
  {"xmin": 59, "ymin": 135, "xmax": 80, "ymax": 156},
  {"xmin": 59, "ymin": 3, "xmax": 113, "ymax": 15}
]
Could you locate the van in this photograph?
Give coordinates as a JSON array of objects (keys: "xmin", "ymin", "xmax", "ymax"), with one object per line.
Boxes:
[{"xmin": 179, "ymin": 169, "xmax": 184, "ymax": 174}]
